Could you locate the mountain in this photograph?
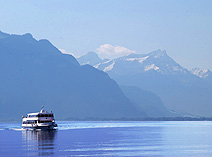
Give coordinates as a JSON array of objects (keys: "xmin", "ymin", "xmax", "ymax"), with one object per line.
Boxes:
[
  {"xmin": 191, "ymin": 68, "xmax": 212, "ymax": 85},
  {"xmin": 121, "ymin": 86, "xmax": 176, "ymax": 117},
  {"xmin": 77, "ymin": 51, "xmax": 109, "ymax": 66},
  {"xmin": 96, "ymin": 50, "xmax": 189, "ymax": 75},
  {"xmin": 0, "ymin": 32, "xmax": 147, "ymax": 121},
  {"xmin": 77, "ymin": 50, "xmax": 179, "ymax": 117},
  {"xmin": 81, "ymin": 50, "xmax": 212, "ymax": 117}
]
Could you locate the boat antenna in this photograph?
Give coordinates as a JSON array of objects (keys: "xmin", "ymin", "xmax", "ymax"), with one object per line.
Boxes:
[{"xmin": 42, "ymin": 105, "xmax": 44, "ymax": 109}]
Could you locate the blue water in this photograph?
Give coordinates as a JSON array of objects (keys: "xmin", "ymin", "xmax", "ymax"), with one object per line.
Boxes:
[{"xmin": 1, "ymin": 121, "xmax": 212, "ymax": 156}]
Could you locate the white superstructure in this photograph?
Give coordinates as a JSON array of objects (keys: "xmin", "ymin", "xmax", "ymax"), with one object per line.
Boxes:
[{"xmin": 22, "ymin": 107, "xmax": 57, "ymax": 130}]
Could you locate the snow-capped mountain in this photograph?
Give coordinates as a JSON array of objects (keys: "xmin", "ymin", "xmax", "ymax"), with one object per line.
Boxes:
[
  {"xmin": 78, "ymin": 50, "xmax": 178, "ymax": 117},
  {"xmin": 77, "ymin": 50, "xmax": 212, "ymax": 117},
  {"xmin": 95, "ymin": 49, "xmax": 188, "ymax": 76}
]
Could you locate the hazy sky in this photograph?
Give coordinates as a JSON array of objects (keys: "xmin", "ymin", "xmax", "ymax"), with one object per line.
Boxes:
[{"xmin": 0, "ymin": 0, "xmax": 211, "ymax": 70}]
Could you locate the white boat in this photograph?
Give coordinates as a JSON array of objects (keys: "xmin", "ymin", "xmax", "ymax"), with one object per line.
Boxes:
[{"xmin": 22, "ymin": 107, "xmax": 58, "ymax": 130}]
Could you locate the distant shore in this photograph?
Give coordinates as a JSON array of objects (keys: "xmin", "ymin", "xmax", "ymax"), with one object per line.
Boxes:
[
  {"xmin": 1, "ymin": 117, "xmax": 212, "ymax": 123},
  {"xmin": 62, "ymin": 117, "xmax": 212, "ymax": 121}
]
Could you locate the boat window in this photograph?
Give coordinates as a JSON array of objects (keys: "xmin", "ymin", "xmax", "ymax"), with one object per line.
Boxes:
[
  {"xmin": 28, "ymin": 115, "xmax": 38, "ymax": 117},
  {"xmin": 23, "ymin": 120, "xmax": 36, "ymax": 124},
  {"xmin": 37, "ymin": 114, "xmax": 54, "ymax": 118},
  {"xmin": 38, "ymin": 120, "xmax": 52, "ymax": 123}
]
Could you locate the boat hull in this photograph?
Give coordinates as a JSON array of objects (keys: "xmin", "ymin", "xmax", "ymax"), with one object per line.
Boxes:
[{"xmin": 22, "ymin": 123, "xmax": 57, "ymax": 130}]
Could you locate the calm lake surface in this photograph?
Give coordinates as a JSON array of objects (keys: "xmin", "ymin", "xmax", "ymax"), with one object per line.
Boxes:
[{"xmin": 1, "ymin": 121, "xmax": 212, "ymax": 156}]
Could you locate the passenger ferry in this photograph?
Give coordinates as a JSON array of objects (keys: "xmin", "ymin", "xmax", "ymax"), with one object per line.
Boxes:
[{"xmin": 22, "ymin": 107, "xmax": 58, "ymax": 130}]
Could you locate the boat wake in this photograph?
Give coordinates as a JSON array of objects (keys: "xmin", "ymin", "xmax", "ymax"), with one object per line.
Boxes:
[{"xmin": 0, "ymin": 121, "xmax": 167, "ymax": 131}]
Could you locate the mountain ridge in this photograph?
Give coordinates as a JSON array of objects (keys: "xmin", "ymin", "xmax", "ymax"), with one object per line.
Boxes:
[
  {"xmin": 77, "ymin": 51, "xmax": 212, "ymax": 117},
  {"xmin": 0, "ymin": 31, "xmax": 148, "ymax": 121}
]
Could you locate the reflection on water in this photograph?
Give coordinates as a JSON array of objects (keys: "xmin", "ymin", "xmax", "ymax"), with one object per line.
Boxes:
[
  {"xmin": 1, "ymin": 121, "xmax": 212, "ymax": 156},
  {"xmin": 22, "ymin": 130, "xmax": 57, "ymax": 156},
  {"xmin": 56, "ymin": 126, "xmax": 164, "ymax": 156}
]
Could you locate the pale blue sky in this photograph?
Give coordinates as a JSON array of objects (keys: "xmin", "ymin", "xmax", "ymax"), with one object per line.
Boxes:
[{"xmin": 0, "ymin": 0, "xmax": 211, "ymax": 70}]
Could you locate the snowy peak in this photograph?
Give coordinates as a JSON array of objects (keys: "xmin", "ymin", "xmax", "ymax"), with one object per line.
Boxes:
[
  {"xmin": 191, "ymin": 68, "xmax": 211, "ymax": 78},
  {"xmin": 120, "ymin": 50, "xmax": 187, "ymax": 74},
  {"xmin": 77, "ymin": 50, "xmax": 189, "ymax": 75}
]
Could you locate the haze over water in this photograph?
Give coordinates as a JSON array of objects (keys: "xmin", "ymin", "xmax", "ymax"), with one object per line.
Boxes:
[{"xmin": 1, "ymin": 121, "xmax": 212, "ymax": 156}]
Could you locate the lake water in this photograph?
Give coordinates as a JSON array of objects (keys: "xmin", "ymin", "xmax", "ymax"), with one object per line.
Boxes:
[{"xmin": 1, "ymin": 121, "xmax": 212, "ymax": 156}]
